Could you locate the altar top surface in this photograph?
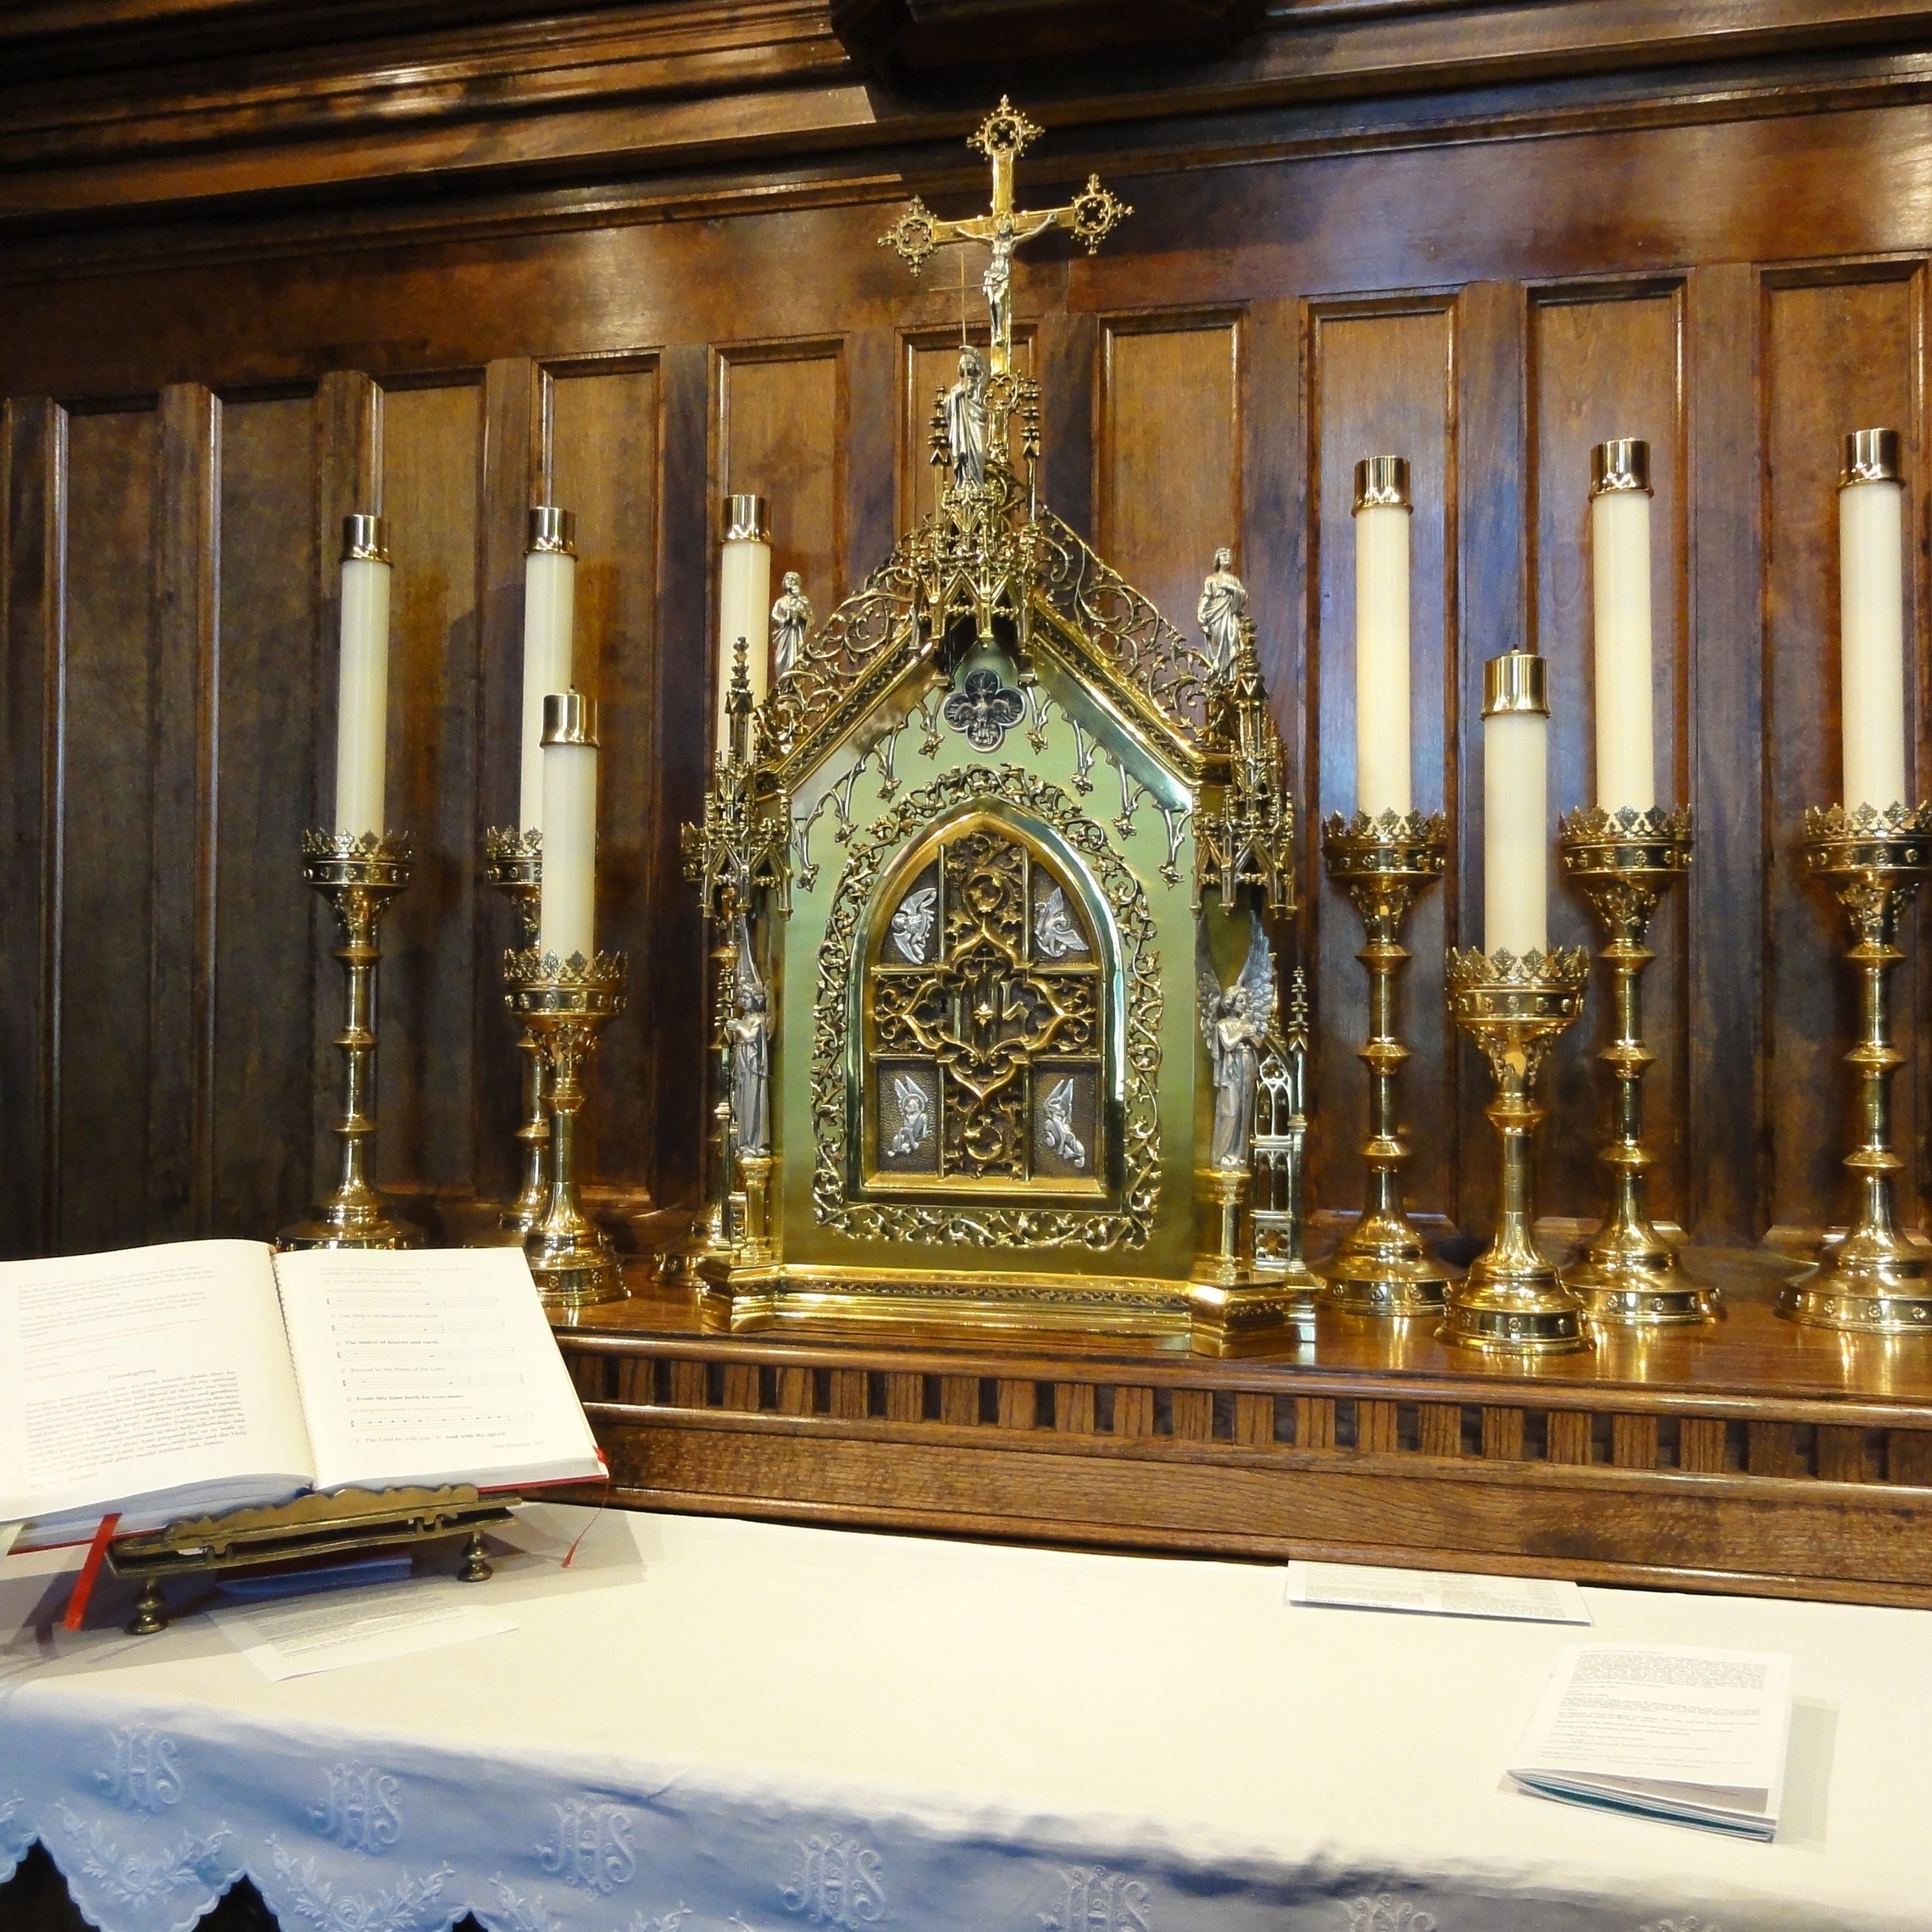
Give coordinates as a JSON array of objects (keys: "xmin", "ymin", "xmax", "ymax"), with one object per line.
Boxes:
[{"xmin": 564, "ymin": 1246, "xmax": 1932, "ymax": 1413}]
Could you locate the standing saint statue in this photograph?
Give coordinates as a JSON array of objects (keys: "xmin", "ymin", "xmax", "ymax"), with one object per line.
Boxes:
[
  {"xmin": 1196, "ymin": 547, "xmax": 1247, "ymax": 676},
  {"xmin": 728, "ymin": 934, "xmax": 773, "ymax": 1157},
  {"xmin": 769, "ymin": 570, "xmax": 812, "ymax": 680},
  {"xmin": 945, "ymin": 344, "xmax": 989, "ymax": 489},
  {"xmin": 1201, "ymin": 922, "xmax": 1276, "ymax": 1170}
]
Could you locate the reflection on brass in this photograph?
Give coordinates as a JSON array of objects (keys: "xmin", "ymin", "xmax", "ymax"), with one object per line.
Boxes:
[
  {"xmin": 280, "ymin": 832, "xmax": 423, "ymax": 1252},
  {"xmin": 1482, "ymin": 651, "xmax": 1548, "ymax": 718},
  {"xmin": 1353, "ymin": 456, "xmax": 1412, "ymax": 513},
  {"xmin": 1589, "ymin": 438, "xmax": 1651, "ymax": 497},
  {"xmin": 1779, "ymin": 802, "xmax": 1932, "ymax": 1333},
  {"xmin": 341, "ymin": 513, "xmax": 390, "ymax": 564},
  {"xmin": 1558, "ymin": 806, "xmax": 1712, "ymax": 1324},
  {"xmin": 505, "ymin": 948, "xmax": 628, "ymax": 1307},
  {"xmin": 1319, "ymin": 811, "xmax": 1455, "ymax": 1316},
  {"xmin": 1841, "ymin": 428, "xmax": 1901, "ymax": 487},
  {"xmin": 1442, "ymin": 947, "xmax": 1592, "ymax": 1354},
  {"xmin": 527, "ymin": 505, "xmax": 576, "ymax": 556},
  {"xmin": 480, "ymin": 829, "xmax": 547, "ymax": 1236},
  {"xmin": 109, "ymin": 1484, "xmax": 515, "ymax": 1635}
]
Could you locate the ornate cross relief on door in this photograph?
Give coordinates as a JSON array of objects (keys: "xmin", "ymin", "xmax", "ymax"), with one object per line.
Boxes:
[{"xmin": 867, "ymin": 814, "xmax": 1106, "ymax": 1196}]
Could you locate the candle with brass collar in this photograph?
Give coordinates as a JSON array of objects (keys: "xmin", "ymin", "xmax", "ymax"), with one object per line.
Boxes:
[
  {"xmin": 1483, "ymin": 649, "xmax": 1549, "ymax": 956},
  {"xmin": 333, "ymin": 514, "xmax": 391, "ymax": 838},
  {"xmin": 716, "ymin": 494, "xmax": 772, "ymax": 751},
  {"xmin": 538, "ymin": 692, "xmax": 599, "ymax": 963},
  {"xmin": 1591, "ymin": 438, "xmax": 1655, "ymax": 813},
  {"xmin": 1840, "ymin": 428, "xmax": 1908, "ymax": 811},
  {"xmin": 1353, "ymin": 455, "xmax": 1413, "ymax": 819},
  {"xmin": 518, "ymin": 507, "xmax": 576, "ymax": 837}
]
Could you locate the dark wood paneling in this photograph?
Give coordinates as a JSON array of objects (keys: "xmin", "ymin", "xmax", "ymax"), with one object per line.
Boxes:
[
  {"xmin": 547, "ymin": 355, "xmax": 661, "ymax": 1196},
  {"xmin": 1096, "ymin": 312, "xmax": 1242, "ymax": 655},
  {"xmin": 375, "ymin": 378, "xmax": 483, "ymax": 1208},
  {"xmin": 1306, "ymin": 299, "xmax": 1457, "ymax": 1228},
  {"xmin": 1762, "ymin": 269, "xmax": 1922, "ymax": 1240},
  {"xmin": 57, "ymin": 403, "xmax": 158, "ymax": 1254},
  {"xmin": 213, "ymin": 388, "xmax": 319, "ymax": 1239},
  {"xmin": 1529, "ymin": 284, "xmax": 1687, "ymax": 1226}
]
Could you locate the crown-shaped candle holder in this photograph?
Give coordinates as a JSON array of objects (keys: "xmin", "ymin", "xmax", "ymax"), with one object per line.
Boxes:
[
  {"xmin": 1557, "ymin": 805, "xmax": 1711, "ymax": 1324},
  {"xmin": 1443, "ymin": 946, "xmax": 1592, "ymax": 1353},
  {"xmin": 1319, "ymin": 809, "xmax": 1455, "ymax": 1316},
  {"xmin": 1779, "ymin": 802, "xmax": 1932, "ymax": 1333},
  {"xmin": 280, "ymin": 831, "xmax": 423, "ymax": 1251},
  {"xmin": 504, "ymin": 947, "xmax": 628, "ymax": 1307},
  {"xmin": 481, "ymin": 828, "xmax": 547, "ymax": 1235}
]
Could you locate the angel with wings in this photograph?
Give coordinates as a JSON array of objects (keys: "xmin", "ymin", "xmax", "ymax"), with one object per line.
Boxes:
[
  {"xmin": 1033, "ymin": 882, "xmax": 1088, "ymax": 959},
  {"xmin": 1040, "ymin": 1076, "xmax": 1086, "ymax": 1169},
  {"xmin": 886, "ymin": 1074, "xmax": 933, "ymax": 1158},
  {"xmin": 1200, "ymin": 920, "xmax": 1276, "ymax": 1170},
  {"xmin": 890, "ymin": 885, "xmax": 939, "ymax": 962}
]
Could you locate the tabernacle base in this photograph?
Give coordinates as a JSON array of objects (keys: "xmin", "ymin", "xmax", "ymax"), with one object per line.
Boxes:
[{"xmin": 551, "ymin": 1247, "xmax": 1932, "ymax": 1608}]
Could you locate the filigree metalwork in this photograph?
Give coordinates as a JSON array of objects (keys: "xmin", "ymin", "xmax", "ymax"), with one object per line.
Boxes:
[
  {"xmin": 812, "ymin": 764, "xmax": 1161, "ymax": 1248},
  {"xmin": 1195, "ymin": 621, "xmax": 1296, "ymax": 913}
]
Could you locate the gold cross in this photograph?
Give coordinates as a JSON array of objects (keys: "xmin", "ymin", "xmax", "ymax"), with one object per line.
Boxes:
[{"xmin": 879, "ymin": 97, "xmax": 1131, "ymax": 375}]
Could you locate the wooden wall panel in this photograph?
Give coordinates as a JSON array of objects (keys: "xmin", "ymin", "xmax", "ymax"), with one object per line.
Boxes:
[
  {"xmin": 1096, "ymin": 314, "xmax": 1241, "ymax": 648},
  {"xmin": 1305, "ymin": 301, "xmax": 1457, "ymax": 1230},
  {"xmin": 716, "ymin": 344, "xmax": 845, "ymax": 636},
  {"xmin": 213, "ymin": 390, "xmax": 319, "ymax": 1238},
  {"xmin": 1762, "ymin": 270, "xmax": 1923, "ymax": 1241},
  {"xmin": 56, "ymin": 404, "xmax": 158, "ymax": 1253},
  {"xmin": 375, "ymin": 378, "xmax": 483, "ymax": 1210},
  {"xmin": 1528, "ymin": 285, "xmax": 1687, "ymax": 1229},
  {"xmin": 547, "ymin": 357, "xmax": 660, "ymax": 1194}
]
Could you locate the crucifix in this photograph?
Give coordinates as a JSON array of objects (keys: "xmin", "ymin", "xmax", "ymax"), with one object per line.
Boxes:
[{"xmin": 879, "ymin": 98, "xmax": 1131, "ymax": 377}]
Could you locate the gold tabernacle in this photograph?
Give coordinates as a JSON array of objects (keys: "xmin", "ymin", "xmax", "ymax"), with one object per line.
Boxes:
[{"xmin": 676, "ymin": 99, "xmax": 1307, "ymax": 1352}]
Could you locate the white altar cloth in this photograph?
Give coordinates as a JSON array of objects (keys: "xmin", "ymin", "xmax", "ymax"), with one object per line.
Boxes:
[{"xmin": 0, "ymin": 1505, "xmax": 1924, "ymax": 1932}]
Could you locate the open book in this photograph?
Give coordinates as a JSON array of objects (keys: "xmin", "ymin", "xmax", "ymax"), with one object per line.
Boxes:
[
  {"xmin": 1508, "ymin": 1642, "xmax": 1793, "ymax": 1840},
  {"xmin": 0, "ymin": 1241, "xmax": 603, "ymax": 1548}
]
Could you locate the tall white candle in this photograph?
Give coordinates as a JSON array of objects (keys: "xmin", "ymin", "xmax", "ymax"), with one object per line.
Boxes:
[
  {"xmin": 1591, "ymin": 438, "xmax": 1655, "ymax": 813},
  {"xmin": 1483, "ymin": 652, "xmax": 1549, "ymax": 958},
  {"xmin": 1840, "ymin": 428, "xmax": 1909, "ymax": 812},
  {"xmin": 1353, "ymin": 455, "xmax": 1413, "ymax": 818},
  {"xmin": 538, "ymin": 691, "xmax": 599, "ymax": 962},
  {"xmin": 519, "ymin": 507, "xmax": 577, "ymax": 836},
  {"xmin": 716, "ymin": 494, "xmax": 772, "ymax": 751},
  {"xmin": 333, "ymin": 514, "xmax": 391, "ymax": 838}
]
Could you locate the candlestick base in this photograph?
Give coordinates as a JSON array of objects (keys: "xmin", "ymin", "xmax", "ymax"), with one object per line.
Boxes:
[
  {"xmin": 280, "ymin": 833, "xmax": 423, "ymax": 1254},
  {"xmin": 481, "ymin": 830, "xmax": 548, "ymax": 1237},
  {"xmin": 1778, "ymin": 802, "xmax": 1932, "ymax": 1335},
  {"xmin": 1442, "ymin": 948, "xmax": 1591, "ymax": 1355},
  {"xmin": 1557, "ymin": 806, "xmax": 1711, "ymax": 1328},
  {"xmin": 506, "ymin": 948, "xmax": 628, "ymax": 1309},
  {"xmin": 1188, "ymin": 1165, "xmax": 1313, "ymax": 1354},
  {"xmin": 1319, "ymin": 811, "xmax": 1455, "ymax": 1318}
]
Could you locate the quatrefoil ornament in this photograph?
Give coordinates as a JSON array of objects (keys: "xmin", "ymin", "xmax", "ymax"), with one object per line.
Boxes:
[{"xmin": 942, "ymin": 669, "xmax": 1026, "ymax": 751}]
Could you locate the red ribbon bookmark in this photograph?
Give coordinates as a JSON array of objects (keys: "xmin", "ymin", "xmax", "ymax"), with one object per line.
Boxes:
[{"xmin": 63, "ymin": 1512, "xmax": 120, "ymax": 1632}]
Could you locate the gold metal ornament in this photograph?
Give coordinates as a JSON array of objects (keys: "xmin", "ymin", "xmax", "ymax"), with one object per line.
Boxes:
[
  {"xmin": 1442, "ymin": 946, "xmax": 1592, "ymax": 1353},
  {"xmin": 1779, "ymin": 802, "xmax": 1932, "ymax": 1333},
  {"xmin": 1319, "ymin": 810, "xmax": 1454, "ymax": 1316},
  {"xmin": 280, "ymin": 830, "xmax": 423, "ymax": 1252},
  {"xmin": 1557, "ymin": 806, "xmax": 1710, "ymax": 1324},
  {"xmin": 505, "ymin": 948, "xmax": 628, "ymax": 1307},
  {"xmin": 480, "ymin": 828, "xmax": 548, "ymax": 1235}
]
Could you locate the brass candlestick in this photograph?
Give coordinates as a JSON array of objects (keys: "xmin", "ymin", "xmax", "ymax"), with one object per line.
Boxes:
[
  {"xmin": 1557, "ymin": 806, "xmax": 1710, "ymax": 1324},
  {"xmin": 481, "ymin": 829, "xmax": 548, "ymax": 1235},
  {"xmin": 1779, "ymin": 802, "xmax": 1932, "ymax": 1333},
  {"xmin": 280, "ymin": 831, "xmax": 423, "ymax": 1251},
  {"xmin": 1443, "ymin": 947, "xmax": 1591, "ymax": 1352},
  {"xmin": 505, "ymin": 949, "xmax": 628, "ymax": 1307},
  {"xmin": 1319, "ymin": 809, "xmax": 1454, "ymax": 1315}
]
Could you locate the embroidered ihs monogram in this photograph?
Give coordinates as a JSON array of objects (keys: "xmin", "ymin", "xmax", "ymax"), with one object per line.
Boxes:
[
  {"xmin": 1342, "ymin": 1897, "xmax": 1436, "ymax": 1932},
  {"xmin": 94, "ymin": 1727, "xmax": 184, "ymax": 1813},
  {"xmin": 311, "ymin": 1762, "xmax": 402, "ymax": 1854},
  {"xmin": 537, "ymin": 1799, "xmax": 637, "ymax": 1894},
  {"xmin": 781, "ymin": 1833, "xmax": 886, "ymax": 1925},
  {"xmin": 1039, "ymin": 1866, "xmax": 1152, "ymax": 1932}
]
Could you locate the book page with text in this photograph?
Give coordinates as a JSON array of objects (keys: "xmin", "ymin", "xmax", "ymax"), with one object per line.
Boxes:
[
  {"xmin": 0, "ymin": 1239, "xmax": 314, "ymax": 1542},
  {"xmin": 272, "ymin": 1247, "xmax": 602, "ymax": 1493}
]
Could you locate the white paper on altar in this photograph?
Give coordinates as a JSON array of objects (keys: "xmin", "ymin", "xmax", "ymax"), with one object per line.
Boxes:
[
  {"xmin": 1286, "ymin": 1559, "xmax": 1591, "ymax": 1623},
  {"xmin": 209, "ymin": 1576, "xmax": 518, "ymax": 1681}
]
